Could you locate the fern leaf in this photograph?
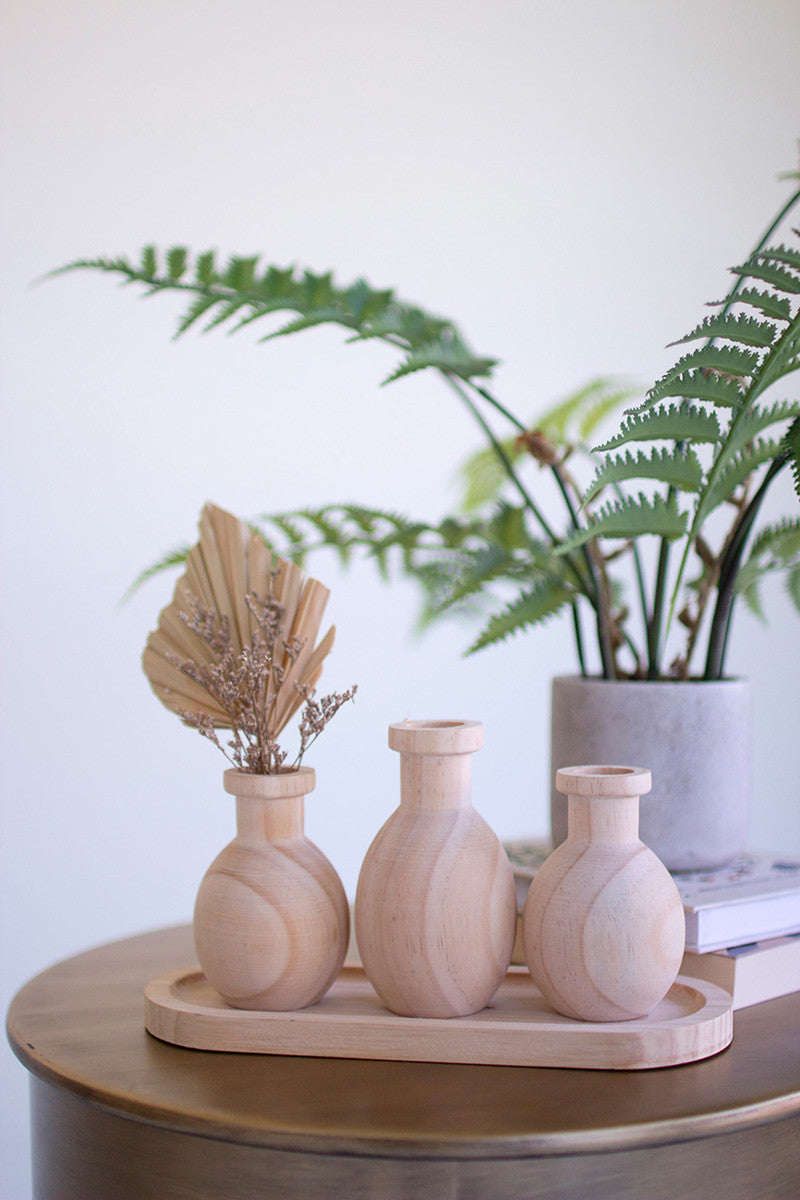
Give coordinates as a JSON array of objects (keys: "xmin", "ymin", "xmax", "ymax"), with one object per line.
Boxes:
[
  {"xmin": 262, "ymin": 308, "xmax": 357, "ymax": 340},
  {"xmin": 141, "ymin": 245, "xmax": 158, "ymax": 277},
  {"xmin": 731, "ymin": 287, "xmax": 793, "ymax": 323},
  {"xmin": 747, "ymin": 516, "xmax": 800, "ymax": 564},
  {"xmin": 466, "ymin": 580, "xmax": 572, "ymax": 654},
  {"xmin": 195, "ymin": 250, "xmax": 217, "ymax": 286},
  {"xmin": 751, "ymin": 243, "xmax": 800, "ymax": 272},
  {"xmin": 596, "ymin": 403, "xmax": 721, "ymax": 451},
  {"xmin": 704, "ymin": 439, "xmax": 784, "ymax": 511},
  {"xmin": 785, "ymin": 416, "xmax": 800, "ymax": 501},
  {"xmin": 224, "ymin": 255, "xmax": 260, "ymax": 291},
  {"xmin": 644, "ymin": 370, "xmax": 745, "ymax": 410},
  {"xmin": 726, "ymin": 399, "xmax": 800, "ymax": 457},
  {"xmin": 458, "ymin": 439, "xmax": 522, "ymax": 511},
  {"xmin": 583, "ymin": 447, "xmax": 703, "ymax": 504},
  {"xmin": 165, "ymin": 247, "xmax": 189, "ymax": 281},
  {"xmin": 173, "ymin": 294, "xmax": 225, "ymax": 337},
  {"xmin": 661, "ymin": 343, "xmax": 762, "ymax": 380},
  {"xmin": 384, "ymin": 338, "xmax": 497, "ymax": 384},
  {"xmin": 729, "ymin": 258, "xmax": 800, "ymax": 295},
  {"xmin": 670, "ymin": 312, "xmax": 781, "ymax": 349},
  {"xmin": 555, "ymin": 493, "xmax": 687, "ymax": 554},
  {"xmin": 787, "ymin": 565, "xmax": 800, "ymax": 616}
]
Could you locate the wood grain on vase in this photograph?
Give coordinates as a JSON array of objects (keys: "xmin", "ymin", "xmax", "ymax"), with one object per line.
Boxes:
[
  {"xmin": 193, "ymin": 767, "xmax": 349, "ymax": 1010},
  {"xmin": 355, "ymin": 720, "xmax": 517, "ymax": 1018},
  {"xmin": 522, "ymin": 765, "xmax": 685, "ymax": 1022}
]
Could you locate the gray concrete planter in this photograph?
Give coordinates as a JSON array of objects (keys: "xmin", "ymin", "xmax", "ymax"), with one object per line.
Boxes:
[{"xmin": 549, "ymin": 676, "xmax": 751, "ymax": 872}]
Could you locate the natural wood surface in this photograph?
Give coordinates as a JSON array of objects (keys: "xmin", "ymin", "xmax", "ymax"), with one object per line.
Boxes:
[
  {"xmin": 8, "ymin": 925, "xmax": 800, "ymax": 1200},
  {"xmin": 523, "ymin": 766, "xmax": 685, "ymax": 1021},
  {"xmin": 144, "ymin": 962, "xmax": 732, "ymax": 1069},
  {"xmin": 9, "ymin": 925, "xmax": 800, "ymax": 1155},
  {"xmin": 193, "ymin": 768, "xmax": 349, "ymax": 1010},
  {"xmin": 355, "ymin": 720, "xmax": 517, "ymax": 1017}
]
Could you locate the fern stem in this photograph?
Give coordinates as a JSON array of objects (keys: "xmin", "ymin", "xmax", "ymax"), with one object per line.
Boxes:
[
  {"xmin": 570, "ymin": 601, "xmax": 588, "ymax": 678},
  {"xmin": 646, "ymin": 488, "xmax": 675, "ymax": 679},
  {"xmin": 469, "ymin": 383, "xmax": 527, "ymax": 433},
  {"xmin": 465, "ymin": 378, "xmax": 618, "ymax": 674},
  {"xmin": 552, "ymin": 463, "xmax": 616, "ymax": 677},
  {"xmin": 443, "ymin": 376, "xmax": 558, "ymax": 543},
  {"xmin": 704, "ymin": 454, "xmax": 787, "ymax": 679}
]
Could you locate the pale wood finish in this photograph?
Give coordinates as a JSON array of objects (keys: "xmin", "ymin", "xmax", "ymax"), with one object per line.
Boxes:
[
  {"xmin": 355, "ymin": 720, "xmax": 517, "ymax": 1017},
  {"xmin": 144, "ymin": 962, "xmax": 732, "ymax": 1069},
  {"xmin": 142, "ymin": 501, "xmax": 335, "ymax": 732},
  {"xmin": 523, "ymin": 766, "xmax": 686, "ymax": 1022},
  {"xmin": 193, "ymin": 768, "xmax": 349, "ymax": 1010},
  {"xmin": 8, "ymin": 926, "xmax": 800, "ymax": 1200}
]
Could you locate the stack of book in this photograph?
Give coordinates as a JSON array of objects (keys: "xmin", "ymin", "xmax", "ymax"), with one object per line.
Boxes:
[{"xmin": 504, "ymin": 839, "xmax": 800, "ymax": 1010}]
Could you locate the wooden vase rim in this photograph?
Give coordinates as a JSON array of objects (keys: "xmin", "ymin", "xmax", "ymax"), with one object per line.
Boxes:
[
  {"xmin": 388, "ymin": 719, "xmax": 483, "ymax": 756},
  {"xmin": 556, "ymin": 765, "xmax": 651, "ymax": 798},
  {"xmin": 222, "ymin": 766, "xmax": 316, "ymax": 799}
]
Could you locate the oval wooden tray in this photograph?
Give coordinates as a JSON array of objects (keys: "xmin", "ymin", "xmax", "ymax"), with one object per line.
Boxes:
[{"xmin": 145, "ymin": 965, "xmax": 733, "ymax": 1070}]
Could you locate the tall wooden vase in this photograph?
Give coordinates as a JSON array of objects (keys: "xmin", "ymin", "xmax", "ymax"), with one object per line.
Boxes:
[
  {"xmin": 193, "ymin": 767, "xmax": 349, "ymax": 1011},
  {"xmin": 354, "ymin": 720, "xmax": 517, "ymax": 1018},
  {"xmin": 522, "ymin": 766, "xmax": 685, "ymax": 1022}
]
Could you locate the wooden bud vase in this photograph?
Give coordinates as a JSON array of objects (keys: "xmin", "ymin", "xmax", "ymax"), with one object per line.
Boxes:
[
  {"xmin": 522, "ymin": 766, "xmax": 685, "ymax": 1022},
  {"xmin": 354, "ymin": 720, "xmax": 517, "ymax": 1018},
  {"xmin": 193, "ymin": 767, "xmax": 349, "ymax": 1011}
]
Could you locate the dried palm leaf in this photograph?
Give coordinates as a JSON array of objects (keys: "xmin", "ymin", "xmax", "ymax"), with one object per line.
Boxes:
[{"xmin": 142, "ymin": 502, "xmax": 335, "ymax": 735}]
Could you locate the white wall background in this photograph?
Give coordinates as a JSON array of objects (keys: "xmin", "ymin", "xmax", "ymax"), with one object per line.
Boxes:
[{"xmin": 2, "ymin": 2, "xmax": 799, "ymax": 1194}]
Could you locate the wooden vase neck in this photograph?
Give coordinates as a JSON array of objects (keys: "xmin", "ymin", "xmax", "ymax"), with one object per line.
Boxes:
[
  {"xmin": 235, "ymin": 794, "xmax": 305, "ymax": 842},
  {"xmin": 399, "ymin": 753, "xmax": 473, "ymax": 811},
  {"xmin": 223, "ymin": 768, "xmax": 315, "ymax": 843},
  {"xmin": 556, "ymin": 765, "xmax": 651, "ymax": 847},
  {"xmin": 567, "ymin": 794, "xmax": 640, "ymax": 844}
]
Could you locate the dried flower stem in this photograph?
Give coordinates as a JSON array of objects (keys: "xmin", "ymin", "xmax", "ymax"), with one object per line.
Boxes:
[{"xmin": 168, "ymin": 580, "xmax": 356, "ymax": 773}]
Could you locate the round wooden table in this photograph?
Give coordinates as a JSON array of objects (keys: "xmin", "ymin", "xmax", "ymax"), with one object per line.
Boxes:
[{"xmin": 7, "ymin": 925, "xmax": 800, "ymax": 1199}]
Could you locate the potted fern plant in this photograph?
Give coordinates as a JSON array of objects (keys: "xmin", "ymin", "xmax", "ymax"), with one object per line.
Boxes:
[{"xmin": 54, "ymin": 171, "xmax": 800, "ymax": 869}]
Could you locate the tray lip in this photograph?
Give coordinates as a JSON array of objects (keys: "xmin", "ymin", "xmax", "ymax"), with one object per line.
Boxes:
[{"xmin": 144, "ymin": 962, "xmax": 733, "ymax": 1071}]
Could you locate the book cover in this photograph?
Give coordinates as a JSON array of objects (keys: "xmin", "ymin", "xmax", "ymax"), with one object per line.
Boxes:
[{"xmin": 681, "ymin": 933, "xmax": 800, "ymax": 1010}]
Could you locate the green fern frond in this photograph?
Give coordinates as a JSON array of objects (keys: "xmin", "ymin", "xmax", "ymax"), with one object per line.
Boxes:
[
  {"xmin": 52, "ymin": 250, "xmax": 496, "ymax": 390},
  {"xmin": 785, "ymin": 416, "xmax": 800, "ymax": 500},
  {"xmin": 458, "ymin": 438, "xmax": 522, "ymax": 511},
  {"xmin": 729, "ymin": 257, "xmax": 800, "ymax": 295},
  {"xmin": 731, "ymin": 287, "xmax": 793, "ymax": 323},
  {"xmin": 726, "ymin": 399, "xmax": 800, "ymax": 457},
  {"xmin": 747, "ymin": 516, "xmax": 800, "ymax": 564},
  {"xmin": 670, "ymin": 312, "xmax": 781, "ymax": 349},
  {"xmin": 383, "ymin": 337, "xmax": 497, "ymax": 384},
  {"xmin": 596, "ymin": 403, "xmax": 721, "ymax": 451},
  {"xmin": 736, "ymin": 517, "xmax": 800, "ymax": 619},
  {"xmin": 704, "ymin": 439, "xmax": 783, "ymax": 511},
  {"xmin": 555, "ymin": 492, "xmax": 687, "ymax": 554},
  {"xmin": 466, "ymin": 580, "xmax": 573, "ymax": 654},
  {"xmin": 659, "ymin": 343, "xmax": 763, "ymax": 382},
  {"xmin": 787, "ymin": 565, "xmax": 800, "ymax": 616},
  {"xmin": 750, "ymin": 243, "xmax": 800, "ymax": 272},
  {"xmin": 583, "ymin": 447, "xmax": 703, "ymax": 504},
  {"xmin": 644, "ymin": 370, "xmax": 745, "ymax": 410}
]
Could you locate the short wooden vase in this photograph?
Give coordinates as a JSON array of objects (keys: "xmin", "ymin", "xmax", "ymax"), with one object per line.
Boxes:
[
  {"xmin": 193, "ymin": 767, "xmax": 349, "ymax": 1011},
  {"xmin": 354, "ymin": 720, "xmax": 517, "ymax": 1018},
  {"xmin": 522, "ymin": 766, "xmax": 685, "ymax": 1022}
]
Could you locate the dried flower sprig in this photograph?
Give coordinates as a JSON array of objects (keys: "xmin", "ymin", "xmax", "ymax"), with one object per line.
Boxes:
[
  {"xmin": 169, "ymin": 589, "xmax": 356, "ymax": 773},
  {"xmin": 142, "ymin": 502, "xmax": 354, "ymax": 773}
]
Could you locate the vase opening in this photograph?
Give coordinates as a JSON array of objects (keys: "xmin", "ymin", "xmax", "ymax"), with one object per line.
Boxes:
[{"xmin": 402, "ymin": 720, "xmax": 467, "ymax": 729}]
